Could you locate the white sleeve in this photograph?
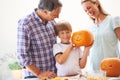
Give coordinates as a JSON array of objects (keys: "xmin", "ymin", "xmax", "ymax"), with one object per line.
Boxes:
[
  {"xmin": 112, "ymin": 16, "xmax": 120, "ymax": 30},
  {"xmin": 53, "ymin": 44, "xmax": 62, "ymax": 56}
]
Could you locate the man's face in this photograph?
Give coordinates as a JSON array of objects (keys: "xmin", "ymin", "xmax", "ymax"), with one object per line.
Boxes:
[{"xmin": 46, "ymin": 7, "xmax": 62, "ymax": 21}]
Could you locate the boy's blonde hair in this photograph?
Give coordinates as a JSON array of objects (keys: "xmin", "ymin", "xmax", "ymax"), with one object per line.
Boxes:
[{"xmin": 54, "ymin": 21, "xmax": 72, "ymax": 35}]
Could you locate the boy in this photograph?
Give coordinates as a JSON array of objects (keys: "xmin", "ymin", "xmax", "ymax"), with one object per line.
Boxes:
[{"xmin": 53, "ymin": 21, "xmax": 92, "ymax": 77}]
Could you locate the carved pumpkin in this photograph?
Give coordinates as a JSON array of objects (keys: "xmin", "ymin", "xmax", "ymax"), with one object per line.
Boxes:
[
  {"xmin": 100, "ymin": 58, "xmax": 120, "ymax": 77},
  {"xmin": 71, "ymin": 30, "xmax": 94, "ymax": 47}
]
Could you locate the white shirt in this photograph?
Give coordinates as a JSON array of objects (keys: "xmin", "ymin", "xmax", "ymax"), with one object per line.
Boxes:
[{"xmin": 53, "ymin": 43, "xmax": 82, "ymax": 76}]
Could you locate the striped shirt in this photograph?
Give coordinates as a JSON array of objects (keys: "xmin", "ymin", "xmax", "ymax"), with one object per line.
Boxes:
[{"xmin": 17, "ymin": 9, "xmax": 57, "ymax": 77}]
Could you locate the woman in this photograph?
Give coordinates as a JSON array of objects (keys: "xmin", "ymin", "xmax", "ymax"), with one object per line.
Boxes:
[{"xmin": 81, "ymin": 0, "xmax": 120, "ymax": 70}]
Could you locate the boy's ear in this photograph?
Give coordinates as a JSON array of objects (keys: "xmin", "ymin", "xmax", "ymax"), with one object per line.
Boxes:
[{"xmin": 58, "ymin": 35, "xmax": 60, "ymax": 38}]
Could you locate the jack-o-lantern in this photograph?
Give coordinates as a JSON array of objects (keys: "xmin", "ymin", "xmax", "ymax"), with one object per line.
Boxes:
[
  {"xmin": 100, "ymin": 58, "xmax": 120, "ymax": 77},
  {"xmin": 71, "ymin": 30, "xmax": 94, "ymax": 47}
]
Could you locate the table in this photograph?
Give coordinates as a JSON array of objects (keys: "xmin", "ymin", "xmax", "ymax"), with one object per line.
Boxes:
[{"xmin": 20, "ymin": 76, "xmax": 120, "ymax": 80}]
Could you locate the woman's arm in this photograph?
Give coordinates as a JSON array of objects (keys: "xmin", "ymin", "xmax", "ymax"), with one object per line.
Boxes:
[{"xmin": 114, "ymin": 27, "xmax": 120, "ymax": 41}]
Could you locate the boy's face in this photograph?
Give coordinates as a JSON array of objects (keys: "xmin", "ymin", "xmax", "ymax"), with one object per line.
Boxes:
[{"xmin": 58, "ymin": 30, "xmax": 71, "ymax": 44}]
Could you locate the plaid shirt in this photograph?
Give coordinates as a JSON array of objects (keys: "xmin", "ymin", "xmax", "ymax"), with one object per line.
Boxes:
[{"xmin": 17, "ymin": 9, "xmax": 57, "ymax": 77}]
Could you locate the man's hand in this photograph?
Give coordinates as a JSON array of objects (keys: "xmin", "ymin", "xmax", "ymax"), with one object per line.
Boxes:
[{"xmin": 38, "ymin": 71, "xmax": 56, "ymax": 79}]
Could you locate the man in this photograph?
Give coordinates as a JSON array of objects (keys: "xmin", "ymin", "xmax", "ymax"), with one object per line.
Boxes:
[{"xmin": 17, "ymin": 0, "xmax": 62, "ymax": 79}]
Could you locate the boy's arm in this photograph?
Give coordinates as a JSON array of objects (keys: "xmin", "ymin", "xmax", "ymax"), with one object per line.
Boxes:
[
  {"xmin": 55, "ymin": 44, "xmax": 74, "ymax": 64},
  {"xmin": 79, "ymin": 46, "xmax": 91, "ymax": 68}
]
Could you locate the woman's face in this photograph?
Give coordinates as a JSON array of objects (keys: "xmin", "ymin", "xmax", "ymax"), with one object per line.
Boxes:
[{"xmin": 82, "ymin": 1, "xmax": 99, "ymax": 19}]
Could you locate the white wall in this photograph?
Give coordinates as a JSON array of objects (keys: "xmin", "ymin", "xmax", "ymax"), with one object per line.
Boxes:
[
  {"xmin": 0, "ymin": 0, "xmax": 120, "ymax": 58},
  {"xmin": 0, "ymin": 0, "xmax": 120, "ymax": 79},
  {"xmin": 0, "ymin": 0, "xmax": 38, "ymax": 54}
]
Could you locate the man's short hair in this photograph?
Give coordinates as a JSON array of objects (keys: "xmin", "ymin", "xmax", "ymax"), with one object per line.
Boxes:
[{"xmin": 38, "ymin": 0, "xmax": 62, "ymax": 11}]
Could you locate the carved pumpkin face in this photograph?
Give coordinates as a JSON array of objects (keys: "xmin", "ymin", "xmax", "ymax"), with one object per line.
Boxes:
[
  {"xmin": 100, "ymin": 58, "xmax": 120, "ymax": 77},
  {"xmin": 71, "ymin": 30, "xmax": 94, "ymax": 47}
]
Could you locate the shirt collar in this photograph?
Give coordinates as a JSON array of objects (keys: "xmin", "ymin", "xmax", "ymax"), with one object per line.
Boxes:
[{"xmin": 33, "ymin": 8, "xmax": 43, "ymax": 24}]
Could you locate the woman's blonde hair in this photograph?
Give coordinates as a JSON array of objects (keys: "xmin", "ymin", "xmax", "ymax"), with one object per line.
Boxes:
[
  {"xmin": 81, "ymin": 0, "xmax": 108, "ymax": 21},
  {"xmin": 54, "ymin": 21, "xmax": 72, "ymax": 35}
]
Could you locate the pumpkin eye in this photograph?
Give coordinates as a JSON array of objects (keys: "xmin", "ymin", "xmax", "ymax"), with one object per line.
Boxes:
[
  {"xmin": 100, "ymin": 58, "xmax": 120, "ymax": 77},
  {"xmin": 109, "ymin": 65, "xmax": 112, "ymax": 68},
  {"xmin": 76, "ymin": 36, "xmax": 80, "ymax": 41}
]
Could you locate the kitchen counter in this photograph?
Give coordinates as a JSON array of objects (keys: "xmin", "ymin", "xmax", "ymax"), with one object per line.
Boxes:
[{"xmin": 20, "ymin": 76, "xmax": 120, "ymax": 80}]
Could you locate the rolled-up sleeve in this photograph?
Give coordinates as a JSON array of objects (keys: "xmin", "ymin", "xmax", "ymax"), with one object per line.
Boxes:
[
  {"xmin": 17, "ymin": 19, "xmax": 32, "ymax": 68},
  {"xmin": 112, "ymin": 16, "xmax": 120, "ymax": 30}
]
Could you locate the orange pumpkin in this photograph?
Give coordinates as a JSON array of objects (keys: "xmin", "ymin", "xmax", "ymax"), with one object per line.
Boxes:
[
  {"xmin": 71, "ymin": 30, "xmax": 94, "ymax": 47},
  {"xmin": 100, "ymin": 58, "xmax": 120, "ymax": 77}
]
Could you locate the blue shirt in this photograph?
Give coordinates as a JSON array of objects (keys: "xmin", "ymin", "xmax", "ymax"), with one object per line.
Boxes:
[
  {"xmin": 88, "ymin": 15, "xmax": 120, "ymax": 70},
  {"xmin": 17, "ymin": 9, "xmax": 57, "ymax": 77}
]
